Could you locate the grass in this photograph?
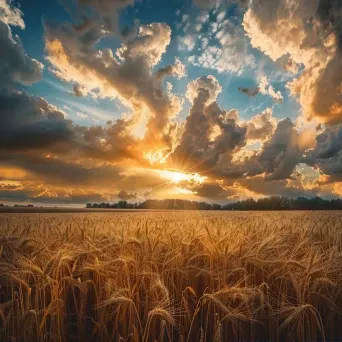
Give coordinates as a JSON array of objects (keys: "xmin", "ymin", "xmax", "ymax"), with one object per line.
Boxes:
[{"xmin": 1, "ymin": 211, "xmax": 342, "ymax": 341}]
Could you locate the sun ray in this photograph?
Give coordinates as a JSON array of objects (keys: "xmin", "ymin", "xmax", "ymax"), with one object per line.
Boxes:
[{"xmin": 158, "ymin": 170, "xmax": 207, "ymax": 185}]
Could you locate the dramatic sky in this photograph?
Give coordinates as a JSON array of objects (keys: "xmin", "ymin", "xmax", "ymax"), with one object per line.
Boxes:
[{"xmin": 1, "ymin": 0, "xmax": 342, "ymax": 206}]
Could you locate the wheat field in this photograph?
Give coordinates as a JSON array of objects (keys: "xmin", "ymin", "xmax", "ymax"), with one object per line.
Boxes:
[{"xmin": 1, "ymin": 211, "xmax": 342, "ymax": 342}]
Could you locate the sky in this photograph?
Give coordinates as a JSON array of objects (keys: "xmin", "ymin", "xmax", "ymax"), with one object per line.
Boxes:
[{"xmin": 1, "ymin": 0, "xmax": 342, "ymax": 206}]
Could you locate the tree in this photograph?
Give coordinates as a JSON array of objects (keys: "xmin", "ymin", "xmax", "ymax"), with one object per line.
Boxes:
[
  {"xmin": 87, "ymin": 197, "xmax": 342, "ymax": 211},
  {"xmin": 118, "ymin": 201, "xmax": 128, "ymax": 209}
]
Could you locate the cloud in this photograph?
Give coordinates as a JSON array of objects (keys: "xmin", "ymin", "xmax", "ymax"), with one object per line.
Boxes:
[
  {"xmin": 0, "ymin": 0, "xmax": 25, "ymax": 28},
  {"xmin": 73, "ymin": 84, "xmax": 88, "ymax": 97},
  {"xmin": 118, "ymin": 190, "xmax": 137, "ymax": 201},
  {"xmin": 0, "ymin": 21, "xmax": 43, "ymax": 88},
  {"xmin": 0, "ymin": 0, "xmax": 181, "ymax": 204},
  {"xmin": 0, "ymin": 181, "xmax": 115, "ymax": 204},
  {"xmin": 303, "ymin": 124, "xmax": 342, "ymax": 182},
  {"xmin": 172, "ymin": 76, "xmax": 247, "ymax": 177},
  {"xmin": 117, "ymin": 23, "xmax": 171, "ymax": 66},
  {"xmin": 0, "ymin": 153, "xmax": 177, "ymax": 204},
  {"xmin": 238, "ymin": 77, "xmax": 283, "ymax": 104},
  {"xmin": 246, "ymin": 108, "xmax": 277, "ymax": 142},
  {"xmin": 239, "ymin": 117, "xmax": 316, "ymax": 181},
  {"xmin": 3, "ymin": 0, "xmax": 342, "ymax": 204},
  {"xmin": 315, "ymin": 125, "xmax": 342, "ymax": 160},
  {"xmin": 173, "ymin": 77, "xmax": 299, "ymax": 183},
  {"xmin": 182, "ymin": 180, "xmax": 237, "ymax": 200},
  {"xmin": 0, "ymin": 89, "xmax": 152, "ymax": 190},
  {"xmin": 244, "ymin": 118, "xmax": 301, "ymax": 180},
  {"xmin": 73, "ymin": 116, "xmax": 143, "ymax": 163},
  {"xmin": 0, "ymin": 4, "xmax": 70, "ymax": 154},
  {"xmin": 258, "ymin": 76, "xmax": 283, "ymax": 103},
  {"xmin": 186, "ymin": 75, "xmax": 222, "ymax": 103},
  {"xmin": 155, "ymin": 57, "xmax": 186, "ymax": 80},
  {"xmin": 0, "ymin": 90, "xmax": 73, "ymax": 151},
  {"xmin": 243, "ymin": 0, "xmax": 342, "ymax": 123},
  {"xmin": 179, "ymin": 34, "xmax": 197, "ymax": 51},
  {"xmin": 45, "ymin": 20, "xmax": 185, "ymax": 153},
  {"xmin": 0, "ymin": 3, "xmax": 146, "ymax": 177},
  {"xmin": 178, "ymin": 5, "xmax": 255, "ymax": 75},
  {"xmin": 188, "ymin": 18, "xmax": 256, "ymax": 75},
  {"xmin": 277, "ymin": 56, "xmax": 299, "ymax": 74},
  {"xmin": 238, "ymin": 176, "xmax": 319, "ymax": 198},
  {"xmin": 0, "ymin": 154, "xmax": 123, "ymax": 187}
]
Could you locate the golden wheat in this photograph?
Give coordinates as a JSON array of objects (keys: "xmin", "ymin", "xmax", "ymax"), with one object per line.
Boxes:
[{"xmin": 0, "ymin": 211, "xmax": 342, "ymax": 341}]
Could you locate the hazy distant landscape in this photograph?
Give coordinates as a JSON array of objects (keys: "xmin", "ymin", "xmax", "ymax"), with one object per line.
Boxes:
[
  {"xmin": 3, "ymin": 196, "xmax": 342, "ymax": 213},
  {"xmin": 1, "ymin": 211, "xmax": 342, "ymax": 341}
]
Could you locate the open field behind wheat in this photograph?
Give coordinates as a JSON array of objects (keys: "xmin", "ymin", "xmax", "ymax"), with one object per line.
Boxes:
[{"xmin": 1, "ymin": 211, "xmax": 342, "ymax": 342}]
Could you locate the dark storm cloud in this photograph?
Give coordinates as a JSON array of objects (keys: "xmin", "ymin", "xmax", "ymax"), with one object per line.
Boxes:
[
  {"xmin": 0, "ymin": 186, "xmax": 36, "ymax": 202},
  {"xmin": 319, "ymin": 156, "xmax": 342, "ymax": 181},
  {"xmin": 244, "ymin": 119, "xmax": 301, "ymax": 180},
  {"xmin": 0, "ymin": 87, "xmax": 145, "ymax": 163},
  {"xmin": 182, "ymin": 180, "xmax": 237, "ymax": 200},
  {"xmin": 0, "ymin": 21, "xmax": 43, "ymax": 88},
  {"xmin": 0, "ymin": 6, "xmax": 73, "ymax": 154},
  {"xmin": 314, "ymin": 124, "xmax": 342, "ymax": 159},
  {"xmin": 308, "ymin": 0, "xmax": 342, "ymax": 123},
  {"xmin": 0, "ymin": 154, "xmax": 123, "ymax": 187},
  {"xmin": 303, "ymin": 124, "xmax": 342, "ymax": 181},
  {"xmin": 317, "ymin": 0, "xmax": 342, "ymax": 49},
  {"xmin": 195, "ymin": 183, "xmax": 234, "ymax": 199},
  {"xmin": 238, "ymin": 177, "xmax": 319, "ymax": 198},
  {"xmin": 0, "ymin": 90, "xmax": 73, "ymax": 151}
]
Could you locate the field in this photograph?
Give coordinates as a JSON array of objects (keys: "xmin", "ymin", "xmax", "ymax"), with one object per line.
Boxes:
[{"xmin": 1, "ymin": 211, "xmax": 342, "ymax": 342}]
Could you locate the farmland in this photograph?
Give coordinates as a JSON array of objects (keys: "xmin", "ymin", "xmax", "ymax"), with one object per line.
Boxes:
[{"xmin": 1, "ymin": 211, "xmax": 342, "ymax": 341}]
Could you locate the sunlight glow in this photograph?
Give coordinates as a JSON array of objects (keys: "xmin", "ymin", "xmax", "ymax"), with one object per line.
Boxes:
[
  {"xmin": 171, "ymin": 187, "xmax": 196, "ymax": 195},
  {"xmin": 159, "ymin": 170, "xmax": 207, "ymax": 185},
  {"xmin": 144, "ymin": 150, "xmax": 168, "ymax": 165}
]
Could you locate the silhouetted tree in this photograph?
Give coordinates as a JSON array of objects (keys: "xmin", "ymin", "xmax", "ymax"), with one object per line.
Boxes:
[{"xmin": 86, "ymin": 196, "xmax": 342, "ymax": 211}]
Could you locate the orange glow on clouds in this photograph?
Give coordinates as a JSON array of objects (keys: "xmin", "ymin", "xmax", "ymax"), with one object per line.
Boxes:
[{"xmin": 0, "ymin": 166, "xmax": 27, "ymax": 180}]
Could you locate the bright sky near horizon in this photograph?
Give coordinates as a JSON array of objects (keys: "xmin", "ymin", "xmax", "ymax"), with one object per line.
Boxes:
[{"xmin": 1, "ymin": 0, "xmax": 342, "ymax": 205}]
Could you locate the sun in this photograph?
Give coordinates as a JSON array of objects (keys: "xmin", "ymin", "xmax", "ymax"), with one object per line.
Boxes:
[
  {"xmin": 159, "ymin": 170, "xmax": 207, "ymax": 185},
  {"xmin": 169, "ymin": 171, "xmax": 188, "ymax": 184}
]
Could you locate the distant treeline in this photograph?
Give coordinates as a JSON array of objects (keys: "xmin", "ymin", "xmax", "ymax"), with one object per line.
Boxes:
[
  {"xmin": 0, "ymin": 204, "xmax": 34, "ymax": 208},
  {"xmin": 87, "ymin": 196, "xmax": 342, "ymax": 210}
]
